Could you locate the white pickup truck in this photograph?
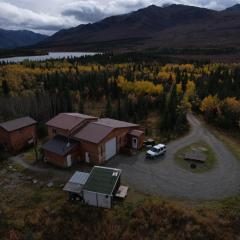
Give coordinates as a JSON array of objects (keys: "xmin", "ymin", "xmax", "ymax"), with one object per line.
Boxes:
[{"xmin": 146, "ymin": 144, "xmax": 166, "ymax": 159}]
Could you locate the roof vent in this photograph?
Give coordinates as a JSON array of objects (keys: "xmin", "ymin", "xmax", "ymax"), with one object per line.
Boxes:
[{"xmin": 112, "ymin": 172, "xmax": 118, "ymax": 177}]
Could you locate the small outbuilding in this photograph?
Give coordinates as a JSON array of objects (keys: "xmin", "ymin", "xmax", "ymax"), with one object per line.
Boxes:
[
  {"xmin": 83, "ymin": 166, "xmax": 121, "ymax": 208},
  {"xmin": 127, "ymin": 129, "xmax": 145, "ymax": 150},
  {"xmin": 0, "ymin": 117, "xmax": 37, "ymax": 152}
]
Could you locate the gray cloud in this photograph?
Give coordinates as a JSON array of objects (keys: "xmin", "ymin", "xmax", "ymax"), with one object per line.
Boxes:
[{"xmin": 0, "ymin": 0, "xmax": 239, "ymax": 35}]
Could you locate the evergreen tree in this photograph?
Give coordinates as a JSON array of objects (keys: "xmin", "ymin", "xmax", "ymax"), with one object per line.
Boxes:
[{"xmin": 2, "ymin": 80, "xmax": 10, "ymax": 96}]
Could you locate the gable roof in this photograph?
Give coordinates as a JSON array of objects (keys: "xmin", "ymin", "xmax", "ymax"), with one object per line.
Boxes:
[
  {"xmin": 73, "ymin": 122, "xmax": 113, "ymax": 144},
  {"xmin": 97, "ymin": 118, "xmax": 138, "ymax": 128},
  {"xmin": 83, "ymin": 166, "xmax": 121, "ymax": 195},
  {"xmin": 42, "ymin": 135, "xmax": 78, "ymax": 156},
  {"xmin": 46, "ymin": 113, "xmax": 97, "ymax": 132},
  {"xmin": 73, "ymin": 118, "xmax": 138, "ymax": 144},
  {"xmin": 0, "ymin": 117, "xmax": 36, "ymax": 132}
]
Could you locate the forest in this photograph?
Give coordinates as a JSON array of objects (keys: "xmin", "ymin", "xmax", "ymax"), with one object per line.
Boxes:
[{"xmin": 0, "ymin": 53, "xmax": 240, "ymax": 138}]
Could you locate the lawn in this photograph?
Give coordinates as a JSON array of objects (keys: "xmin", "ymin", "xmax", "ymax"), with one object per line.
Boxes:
[{"xmin": 174, "ymin": 141, "xmax": 217, "ymax": 173}]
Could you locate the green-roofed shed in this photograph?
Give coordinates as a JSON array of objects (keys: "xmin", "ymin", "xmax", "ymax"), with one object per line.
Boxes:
[{"xmin": 83, "ymin": 166, "xmax": 121, "ymax": 208}]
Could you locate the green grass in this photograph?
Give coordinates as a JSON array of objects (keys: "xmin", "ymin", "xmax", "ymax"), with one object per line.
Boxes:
[{"xmin": 174, "ymin": 141, "xmax": 217, "ymax": 173}]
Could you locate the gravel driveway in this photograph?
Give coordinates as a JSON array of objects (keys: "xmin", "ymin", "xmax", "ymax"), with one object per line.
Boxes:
[{"xmin": 106, "ymin": 114, "xmax": 240, "ymax": 200}]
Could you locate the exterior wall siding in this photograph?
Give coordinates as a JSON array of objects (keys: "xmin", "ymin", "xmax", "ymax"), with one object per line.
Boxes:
[
  {"xmin": 43, "ymin": 145, "xmax": 80, "ymax": 168},
  {"xmin": 0, "ymin": 125, "xmax": 36, "ymax": 152},
  {"xmin": 79, "ymin": 126, "xmax": 140, "ymax": 165}
]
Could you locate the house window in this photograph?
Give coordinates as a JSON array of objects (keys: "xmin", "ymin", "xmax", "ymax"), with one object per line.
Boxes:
[{"xmin": 52, "ymin": 128, "xmax": 57, "ymax": 135}]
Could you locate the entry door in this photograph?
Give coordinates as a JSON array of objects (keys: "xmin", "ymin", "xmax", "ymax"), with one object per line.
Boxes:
[
  {"xmin": 85, "ymin": 152, "xmax": 90, "ymax": 163},
  {"xmin": 132, "ymin": 137, "xmax": 138, "ymax": 149},
  {"xmin": 105, "ymin": 138, "xmax": 117, "ymax": 161},
  {"xmin": 66, "ymin": 155, "xmax": 72, "ymax": 167}
]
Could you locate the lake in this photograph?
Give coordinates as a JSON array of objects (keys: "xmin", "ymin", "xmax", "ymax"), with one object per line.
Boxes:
[{"xmin": 0, "ymin": 52, "xmax": 98, "ymax": 63}]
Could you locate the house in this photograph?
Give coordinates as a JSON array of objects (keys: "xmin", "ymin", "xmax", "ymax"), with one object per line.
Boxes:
[
  {"xmin": 42, "ymin": 113, "xmax": 145, "ymax": 168},
  {"xmin": 0, "ymin": 117, "xmax": 37, "ymax": 152},
  {"xmin": 41, "ymin": 135, "xmax": 79, "ymax": 168},
  {"xmin": 82, "ymin": 166, "xmax": 122, "ymax": 208},
  {"xmin": 73, "ymin": 118, "xmax": 144, "ymax": 164},
  {"xmin": 46, "ymin": 113, "xmax": 98, "ymax": 138}
]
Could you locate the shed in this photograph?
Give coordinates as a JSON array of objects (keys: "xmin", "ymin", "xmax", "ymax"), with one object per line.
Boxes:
[
  {"xmin": 83, "ymin": 166, "xmax": 121, "ymax": 208},
  {"xmin": 127, "ymin": 129, "xmax": 145, "ymax": 150},
  {"xmin": 63, "ymin": 171, "xmax": 90, "ymax": 195},
  {"xmin": 0, "ymin": 117, "xmax": 37, "ymax": 152}
]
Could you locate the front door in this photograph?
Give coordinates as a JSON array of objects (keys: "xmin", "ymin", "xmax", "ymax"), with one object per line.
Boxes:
[
  {"xmin": 67, "ymin": 155, "xmax": 72, "ymax": 167},
  {"xmin": 132, "ymin": 137, "xmax": 138, "ymax": 149},
  {"xmin": 85, "ymin": 152, "xmax": 90, "ymax": 163}
]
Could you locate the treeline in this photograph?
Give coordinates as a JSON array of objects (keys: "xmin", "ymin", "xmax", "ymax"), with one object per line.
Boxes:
[{"xmin": 0, "ymin": 57, "xmax": 240, "ymax": 134}]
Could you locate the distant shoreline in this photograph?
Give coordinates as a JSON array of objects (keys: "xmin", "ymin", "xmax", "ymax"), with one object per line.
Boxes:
[{"xmin": 0, "ymin": 49, "xmax": 48, "ymax": 58}]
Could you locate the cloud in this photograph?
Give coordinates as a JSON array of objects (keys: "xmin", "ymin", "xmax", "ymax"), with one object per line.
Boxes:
[
  {"xmin": 0, "ymin": 0, "xmax": 238, "ymax": 34},
  {"xmin": 0, "ymin": 2, "xmax": 79, "ymax": 34}
]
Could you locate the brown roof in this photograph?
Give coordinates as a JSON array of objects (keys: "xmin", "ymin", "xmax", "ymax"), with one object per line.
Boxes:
[
  {"xmin": 46, "ymin": 113, "xmax": 97, "ymax": 132},
  {"xmin": 73, "ymin": 118, "xmax": 139, "ymax": 144},
  {"xmin": 0, "ymin": 117, "xmax": 36, "ymax": 132},
  {"xmin": 96, "ymin": 118, "xmax": 138, "ymax": 128},
  {"xmin": 73, "ymin": 122, "xmax": 113, "ymax": 144},
  {"xmin": 129, "ymin": 129, "xmax": 144, "ymax": 137}
]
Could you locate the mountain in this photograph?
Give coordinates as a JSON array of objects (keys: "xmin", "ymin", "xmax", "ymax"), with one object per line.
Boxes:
[
  {"xmin": 0, "ymin": 29, "xmax": 47, "ymax": 49},
  {"xmin": 225, "ymin": 4, "xmax": 240, "ymax": 12},
  {"xmin": 36, "ymin": 4, "xmax": 240, "ymax": 51}
]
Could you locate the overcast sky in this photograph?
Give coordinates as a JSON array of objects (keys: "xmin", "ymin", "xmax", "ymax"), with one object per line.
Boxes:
[{"xmin": 0, "ymin": 0, "xmax": 239, "ymax": 35}]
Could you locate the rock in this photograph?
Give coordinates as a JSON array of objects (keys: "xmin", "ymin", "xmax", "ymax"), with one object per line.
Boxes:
[
  {"xmin": 47, "ymin": 182, "xmax": 54, "ymax": 188},
  {"xmin": 33, "ymin": 179, "xmax": 38, "ymax": 184}
]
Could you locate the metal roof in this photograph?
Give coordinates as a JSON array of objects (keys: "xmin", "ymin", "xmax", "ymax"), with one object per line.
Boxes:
[
  {"xmin": 42, "ymin": 135, "xmax": 78, "ymax": 156},
  {"xmin": 46, "ymin": 113, "xmax": 97, "ymax": 131},
  {"xmin": 73, "ymin": 122, "xmax": 113, "ymax": 144},
  {"xmin": 63, "ymin": 171, "xmax": 90, "ymax": 194},
  {"xmin": 129, "ymin": 129, "xmax": 144, "ymax": 137},
  {"xmin": 97, "ymin": 118, "xmax": 138, "ymax": 128},
  {"xmin": 69, "ymin": 171, "xmax": 90, "ymax": 185},
  {"xmin": 0, "ymin": 117, "xmax": 36, "ymax": 132},
  {"xmin": 73, "ymin": 118, "xmax": 139, "ymax": 144},
  {"xmin": 83, "ymin": 166, "xmax": 121, "ymax": 195}
]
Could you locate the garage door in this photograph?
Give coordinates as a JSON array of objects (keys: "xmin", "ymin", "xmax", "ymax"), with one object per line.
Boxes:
[{"xmin": 105, "ymin": 138, "xmax": 117, "ymax": 161}]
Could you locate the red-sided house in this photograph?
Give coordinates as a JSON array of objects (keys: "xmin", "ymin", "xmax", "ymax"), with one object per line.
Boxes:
[
  {"xmin": 42, "ymin": 113, "xmax": 145, "ymax": 168},
  {"xmin": 46, "ymin": 113, "xmax": 98, "ymax": 138},
  {"xmin": 73, "ymin": 118, "xmax": 144, "ymax": 165},
  {"xmin": 0, "ymin": 117, "xmax": 37, "ymax": 152}
]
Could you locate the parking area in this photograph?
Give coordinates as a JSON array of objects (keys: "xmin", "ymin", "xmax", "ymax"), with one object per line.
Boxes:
[{"xmin": 106, "ymin": 114, "xmax": 240, "ymax": 200}]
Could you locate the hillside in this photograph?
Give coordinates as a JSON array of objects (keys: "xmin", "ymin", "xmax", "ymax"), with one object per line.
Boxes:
[
  {"xmin": 0, "ymin": 29, "xmax": 47, "ymax": 49},
  {"xmin": 36, "ymin": 4, "xmax": 240, "ymax": 51}
]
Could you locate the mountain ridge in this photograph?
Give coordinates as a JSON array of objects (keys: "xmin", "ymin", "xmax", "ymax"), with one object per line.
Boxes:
[
  {"xmin": 0, "ymin": 29, "xmax": 47, "ymax": 49},
  {"xmin": 33, "ymin": 4, "xmax": 240, "ymax": 51}
]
